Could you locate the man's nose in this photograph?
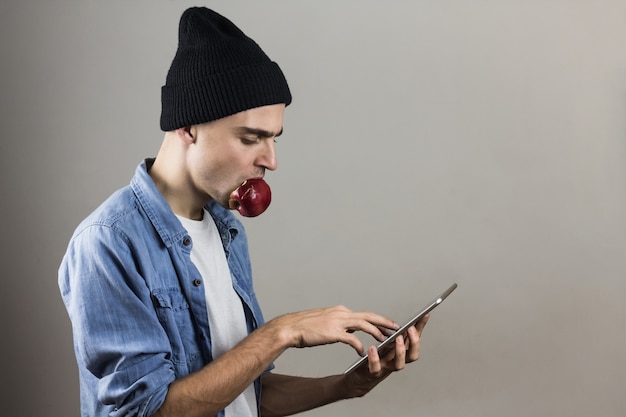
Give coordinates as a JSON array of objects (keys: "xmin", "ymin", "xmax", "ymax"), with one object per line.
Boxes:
[{"xmin": 258, "ymin": 140, "xmax": 278, "ymax": 171}]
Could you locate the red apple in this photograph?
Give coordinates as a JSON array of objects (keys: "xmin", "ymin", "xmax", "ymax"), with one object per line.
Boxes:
[{"xmin": 228, "ymin": 178, "xmax": 272, "ymax": 217}]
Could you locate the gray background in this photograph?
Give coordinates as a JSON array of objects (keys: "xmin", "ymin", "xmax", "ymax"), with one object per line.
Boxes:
[{"xmin": 2, "ymin": 1, "xmax": 625, "ymax": 416}]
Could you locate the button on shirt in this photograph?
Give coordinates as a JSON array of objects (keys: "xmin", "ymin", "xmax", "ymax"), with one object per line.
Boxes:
[{"xmin": 58, "ymin": 159, "xmax": 268, "ymax": 417}]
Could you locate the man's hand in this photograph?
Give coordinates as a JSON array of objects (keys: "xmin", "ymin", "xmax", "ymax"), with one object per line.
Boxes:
[
  {"xmin": 268, "ymin": 305, "xmax": 399, "ymax": 356},
  {"xmin": 343, "ymin": 314, "xmax": 430, "ymax": 398}
]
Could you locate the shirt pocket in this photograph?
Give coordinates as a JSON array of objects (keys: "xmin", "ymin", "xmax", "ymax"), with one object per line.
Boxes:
[{"xmin": 152, "ymin": 288, "xmax": 202, "ymax": 374}]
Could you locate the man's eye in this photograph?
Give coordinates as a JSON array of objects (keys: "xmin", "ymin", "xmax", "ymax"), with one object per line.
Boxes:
[{"xmin": 241, "ymin": 137, "xmax": 259, "ymax": 145}]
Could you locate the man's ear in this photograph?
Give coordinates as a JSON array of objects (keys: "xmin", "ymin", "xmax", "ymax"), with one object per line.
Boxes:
[{"xmin": 176, "ymin": 126, "xmax": 195, "ymax": 144}]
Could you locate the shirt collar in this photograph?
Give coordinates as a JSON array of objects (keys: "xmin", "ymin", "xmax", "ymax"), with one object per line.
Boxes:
[{"xmin": 130, "ymin": 158, "xmax": 241, "ymax": 249}]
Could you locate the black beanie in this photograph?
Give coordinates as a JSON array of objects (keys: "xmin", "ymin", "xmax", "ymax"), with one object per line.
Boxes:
[{"xmin": 160, "ymin": 7, "xmax": 292, "ymax": 131}]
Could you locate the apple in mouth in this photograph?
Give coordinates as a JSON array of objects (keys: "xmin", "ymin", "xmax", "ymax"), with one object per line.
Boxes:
[{"xmin": 228, "ymin": 178, "xmax": 272, "ymax": 217}]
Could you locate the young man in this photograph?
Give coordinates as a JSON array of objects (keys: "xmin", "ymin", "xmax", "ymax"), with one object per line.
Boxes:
[{"xmin": 59, "ymin": 7, "xmax": 428, "ymax": 417}]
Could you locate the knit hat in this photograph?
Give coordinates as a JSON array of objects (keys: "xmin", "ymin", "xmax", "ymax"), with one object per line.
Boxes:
[{"xmin": 160, "ymin": 7, "xmax": 292, "ymax": 131}]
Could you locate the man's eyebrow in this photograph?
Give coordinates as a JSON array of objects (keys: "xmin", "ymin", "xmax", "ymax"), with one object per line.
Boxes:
[{"xmin": 234, "ymin": 126, "xmax": 283, "ymax": 138}]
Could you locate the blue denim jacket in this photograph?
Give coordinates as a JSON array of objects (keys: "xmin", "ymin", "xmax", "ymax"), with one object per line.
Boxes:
[{"xmin": 59, "ymin": 159, "xmax": 268, "ymax": 417}]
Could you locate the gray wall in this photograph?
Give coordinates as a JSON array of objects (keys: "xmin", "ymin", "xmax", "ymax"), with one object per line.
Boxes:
[{"xmin": 2, "ymin": 1, "xmax": 625, "ymax": 416}]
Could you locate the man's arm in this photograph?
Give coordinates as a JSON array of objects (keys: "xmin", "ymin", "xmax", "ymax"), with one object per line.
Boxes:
[
  {"xmin": 260, "ymin": 373, "xmax": 350, "ymax": 417},
  {"xmin": 260, "ymin": 318, "xmax": 428, "ymax": 417},
  {"xmin": 153, "ymin": 306, "xmax": 400, "ymax": 417}
]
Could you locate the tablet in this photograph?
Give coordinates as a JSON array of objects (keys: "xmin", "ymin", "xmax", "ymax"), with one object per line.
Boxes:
[{"xmin": 344, "ymin": 283, "xmax": 457, "ymax": 374}]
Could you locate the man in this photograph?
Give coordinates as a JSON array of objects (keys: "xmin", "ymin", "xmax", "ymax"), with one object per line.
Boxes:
[{"xmin": 59, "ymin": 7, "xmax": 428, "ymax": 417}]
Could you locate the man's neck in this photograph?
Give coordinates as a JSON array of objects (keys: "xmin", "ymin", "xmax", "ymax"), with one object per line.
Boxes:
[{"xmin": 148, "ymin": 153, "xmax": 206, "ymax": 220}]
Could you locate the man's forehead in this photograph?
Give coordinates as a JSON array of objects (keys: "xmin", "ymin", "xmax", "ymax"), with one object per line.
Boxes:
[{"xmin": 229, "ymin": 104, "xmax": 286, "ymax": 135}]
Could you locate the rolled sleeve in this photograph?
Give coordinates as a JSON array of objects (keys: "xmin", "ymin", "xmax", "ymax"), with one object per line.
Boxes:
[{"xmin": 60, "ymin": 223, "xmax": 176, "ymax": 416}]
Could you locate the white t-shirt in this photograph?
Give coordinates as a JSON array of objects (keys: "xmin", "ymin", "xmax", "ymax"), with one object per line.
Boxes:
[{"xmin": 177, "ymin": 209, "xmax": 257, "ymax": 417}]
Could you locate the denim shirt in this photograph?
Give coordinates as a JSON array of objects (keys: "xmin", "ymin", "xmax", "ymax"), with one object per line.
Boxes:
[{"xmin": 59, "ymin": 159, "xmax": 268, "ymax": 417}]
